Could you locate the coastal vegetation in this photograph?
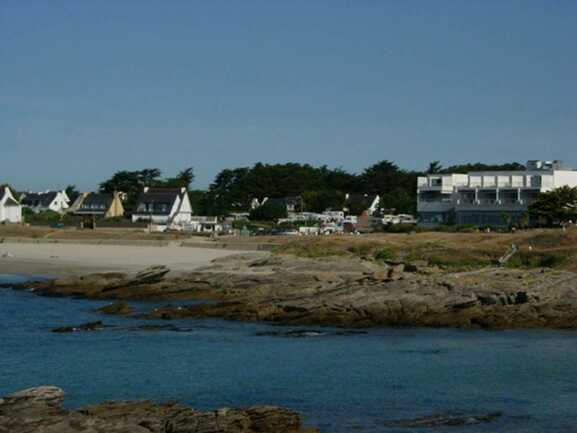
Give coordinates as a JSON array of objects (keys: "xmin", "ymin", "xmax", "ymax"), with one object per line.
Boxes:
[
  {"xmin": 273, "ymin": 229, "xmax": 577, "ymax": 272},
  {"xmin": 528, "ymin": 185, "xmax": 577, "ymax": 225}
]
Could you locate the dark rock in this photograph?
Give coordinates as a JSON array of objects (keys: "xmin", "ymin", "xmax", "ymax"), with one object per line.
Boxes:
[
  {"xmin": 256, "ymin": 329, "xmax": 327, "ymax": 338},
  {"xmin": 384, "ymin": 411, "xmax": 503, "ymax": 428},
  {"xmin": 96, "ymin": 301, "xmax": 134, "ymax": 315},
  {"xmin": 51, "ymin": 321, "xmax": 105, "ymax": 333},
  {"xmin": 0, "ymin": 386, "xmax": 310, "ymax": 433},
  {"xmin": 256, "ymin": 329, "xmax": 368, "ymax": 338},
  {"xmin": 134, "ymin": 324, "xmax": 193, "ymax": 332}
]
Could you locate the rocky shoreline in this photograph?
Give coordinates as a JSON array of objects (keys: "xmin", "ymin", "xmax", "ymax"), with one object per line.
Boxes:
[
  {"xmin": 4, "ymin": 253, "xmax": 577, "ymax": 329},
  {"xmin": 0, "ymin": 386, "xmax": 510, "ymax": 432},
  {"xmin": 0, "ymin": 386, "xmax": 311, "ymax": 433}
]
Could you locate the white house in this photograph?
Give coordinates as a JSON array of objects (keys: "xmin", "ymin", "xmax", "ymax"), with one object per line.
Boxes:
[
  {"xmin": 0, "ymin": 185, "xmax": 22, "ymax": 223},
  {"xmin": 21, "ymin": 190, "xmax": 70, "ymax": 214},
  {"xmin": 183, "ymin": 216, "xmax": 224, "ymax": 233},
  {"xmin": 417, "ymin": 160, "xmax": 577, "ymax": 227},
  {"xmin": 132, "ymin": 187, "xmax": 192, "ymax": 225}
]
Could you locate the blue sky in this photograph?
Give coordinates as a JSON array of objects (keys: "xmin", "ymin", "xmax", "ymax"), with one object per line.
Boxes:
[{"xmin": 2, "ymin": 0, "xmax": 576, "ymax": 191}]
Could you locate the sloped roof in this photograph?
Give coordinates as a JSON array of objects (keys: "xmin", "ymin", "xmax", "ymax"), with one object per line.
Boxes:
[
  {"xmin": 78, "ymin": 193, "xmax": 113, "ymax": 211},
  {"xmin": 0, "ymin": 185, "xmax": 19, "ymax": 205},
  {"xmin": 21, "ymin": 192, "xmax": 59, "ymax": 208},
  {"xmin": 264, "ymin": 196, "xmax": 300, "ymax": 206},
  {"xmin": 4, "ymin": 197, "xmax": 20, "ymax": 207},
  {"xmin": 133, "ymin": 188, "xmax": 184, "ymax": 215},
  {"xmin": 345, "ymin": 194, "xmax": 378, "ymax": 207}
]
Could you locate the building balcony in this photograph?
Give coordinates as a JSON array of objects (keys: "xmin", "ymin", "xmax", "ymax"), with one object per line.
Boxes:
[
  {"xmin": 417, "ymin": 185, "xmax": 456, "ymax": 194},
  {"xmin": 455, "ymin": 199, "xmax": 530, "ymax": 211},
  {"xmin": 417, "ymin": 200, "xmax": 454, "ymax": 212}
]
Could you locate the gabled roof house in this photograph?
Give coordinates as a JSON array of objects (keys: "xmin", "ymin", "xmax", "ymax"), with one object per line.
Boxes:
[
  {"xmin": 260, "ymin": 196, "xmax": 302, "ymax": 214},
  {"xmin": 344, "ymin": 193, "xmax": 381, "ymax": 216},
  {"xmin": 21, "ymin": 190, "xmax": 70, "ymax": 214},
  {"xmin": 74, "ymin": 192, "xmax": 125, "ymax": 218},
  {"xmin": 0, "ymin": 185, "xmax": 22, "ymax": 223},
  {"xmin": 132, "ymin": 187, "xmax": 192, "ymax": 225}
]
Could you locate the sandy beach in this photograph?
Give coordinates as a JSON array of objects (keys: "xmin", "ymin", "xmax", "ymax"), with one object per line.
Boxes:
[{"xmin": 0, "ymin": 242, "xmax": 246, "ymax": 277}]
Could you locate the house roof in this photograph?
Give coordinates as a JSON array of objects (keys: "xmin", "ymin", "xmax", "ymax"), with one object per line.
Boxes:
[
  {"xmin": 4, "ymin": 197, "xmax": 20, "ymax": 207},
  {"xmin": 67, "ymin": 191, "xmax": 81, "ymax": 204},
  {"xmin": 21, "ymin": 192, "xmax": 59, "ymax": 208},
  {"xmin": 133, "ymin": 188, "xmax": 184, "ymax": 215},
  {"xmin": 0, "ymin": 185, "xmax": 20, "ymax": 205},
  {"xmin": 77, "ymin": 193, "xmax": 113, "ymax": 211},
  {"xmin": 264, "ymin": 196, "xmax": 300, "ymax": 206},
  {"xmin": 345, "ymin": 194, "xmax": 379, "ymax": 207}
]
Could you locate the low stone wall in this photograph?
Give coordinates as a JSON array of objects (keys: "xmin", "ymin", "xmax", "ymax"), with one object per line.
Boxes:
[
  {"xmin": 1, "ymin": 237, "xmax": 171, "ymax": 248},
  {"xmin": 180, "ymin": 241, "xmax": 281, "ymax": 251},
  {"xmin": 0, "ymin": 237, "xmax": 280, "ymax": 251}
]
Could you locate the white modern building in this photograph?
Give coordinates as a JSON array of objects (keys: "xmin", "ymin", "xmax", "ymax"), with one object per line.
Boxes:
[
  {"xmin": 417, "ymin": 160, "xmax": 577, "ymax": 227},
  {"xmin": 0, "ymin": 185, "xmax": 22, "ymax": 223}
]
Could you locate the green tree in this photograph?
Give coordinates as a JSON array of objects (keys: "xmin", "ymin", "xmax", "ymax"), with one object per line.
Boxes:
[
  {"xmin": 163, "ymin": 167, "xmax": 195, "ymax": 189},
  {"xmin": 426, "ymin": 161, "xmax": 443, "ymax": 174},
  {"xmin": 188, "ymin": 190, "xmax": 208, "ymax": 215},
  {"xmin": 441, "ymin": 162, "xmax": 525, "ymax": 173},
  {"xmin": 529, "ymin": 186, "xmax": 577, "ymax": 226},
  {"xmin": 359, "ymin": 160, "xmax": 418, "ymax": 213},
  {"xmin": 302, "ymin": 190, "xmax": 346, "ymax": 213},
  {"xmin": 65, "ymin": 185, "xmax": 78, "ymax": 196},
  {"xmin": 249, "ymin": 201, "xmax": 288, "ymax": 221},
  {"xmin": 100, "ymin": 168, "xmax": 194, "ymax": 210}
]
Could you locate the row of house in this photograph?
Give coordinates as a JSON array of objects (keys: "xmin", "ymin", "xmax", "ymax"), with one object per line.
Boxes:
[
  {"xmin": 3, "ymin": 159, "xmax": 573, "ymax": 229},
  {"xmin": 0, "ymin": 187, "xmax": 194, "ymax": 226},
  {"xmin": 417, "ymin": 160, "xmax": 577, "ymax": 226},
  {"xmin": 251, "ymin": 193, "xmax": 382, "ymax": 216}
]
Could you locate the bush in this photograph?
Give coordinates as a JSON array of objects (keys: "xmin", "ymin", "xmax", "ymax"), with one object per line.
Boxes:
[
  {"xmin": 249, "ymin": 202, "xmax": 288, "ymax": 221},
  {"xmin": 274, "ymin": 240, "xmax": 348, "ymax": 258},
  {"xmin": 374, "ymin": 247, "xmax": 395, "ymax": 261},
  {"xmin": 231, "ymin": 219, "xmax": 250, "ymax": 230},
  {"xmin": 506, "ymin": 251, "xmax": 567, "ymax": 269},
  {"xmin": 384, "ymin": 224, "xmax": 415, "ymax": 234},
  {"xmin": 417, "ymin": 224, "xmax": 478, "ymax": 233},
  {"xmin": 347, "ymin": 242, "xmax": 380, "ymax": 258},
  {"xmin": 24, "ymin": 210, "xmax": 62, "ymax": 225}
]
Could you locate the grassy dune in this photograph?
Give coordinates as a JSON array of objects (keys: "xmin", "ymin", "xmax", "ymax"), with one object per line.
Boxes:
[{"xmin": 274, "ymin": 229, "xmax": 577, "ymax": 273}]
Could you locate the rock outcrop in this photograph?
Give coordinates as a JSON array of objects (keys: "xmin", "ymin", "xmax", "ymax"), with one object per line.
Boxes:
[
  {"xmin": 51, "ymin": 321, "xmax": 105, "ymax": 333},
  {"xmin": 5, "ymin": 253, "xmax": 577, "ymax": 330},
  {"xmin": 0, "ymin": 386, "xmax": 310, "ymax": 433},
  {"xmin": 383, "ymin": 411, "xmax": 502, "ymax": 428}
]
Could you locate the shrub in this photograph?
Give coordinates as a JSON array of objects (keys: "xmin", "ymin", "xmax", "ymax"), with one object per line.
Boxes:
[
  {"xmin": 274, "ymin": 240, "xmax": 347, "ymax": 258},
  {"xmin": 384, "ymin": 224, "xmax": 415, "ymax": 234},
  {"xmin": 506, "ymin": 251, "xmax": 567, "ymax": 269},
  {"xmin": 374, "ymin": 248, "xmax": 395, "ymax": 261},
  {"xmin": 249, "ymin": 202, "xmax": 288, "ymax": 221},
  {"xmin": 24, "ymin": 210, "xmax": 62, "ymax": 225},
  {"xmin": 347, "ymin": 242, "xmax": 380, "ymax": 258}
]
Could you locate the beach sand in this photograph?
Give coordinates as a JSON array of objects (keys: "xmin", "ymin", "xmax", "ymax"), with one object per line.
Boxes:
[{"xmin": 0, "ymin": 242, "xmax": 247, "ymax": 277}]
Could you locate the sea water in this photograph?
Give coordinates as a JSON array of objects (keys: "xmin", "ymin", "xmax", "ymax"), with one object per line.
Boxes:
[{"xmin": 1, "ymin": 274, "xmax": 577, "ymax": 433}]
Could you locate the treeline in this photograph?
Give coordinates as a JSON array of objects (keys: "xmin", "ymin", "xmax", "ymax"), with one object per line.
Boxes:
[
  {"xmin": 94, "ymin": 161, "xmax": 525, "ymax": 215},
  {"xmin": 98, "ymin": 168, "xmax": 194, "ymax": 209},
  {"xmin": 194, "ymin": 160, "xmax": 525, "ymax": 216}
]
